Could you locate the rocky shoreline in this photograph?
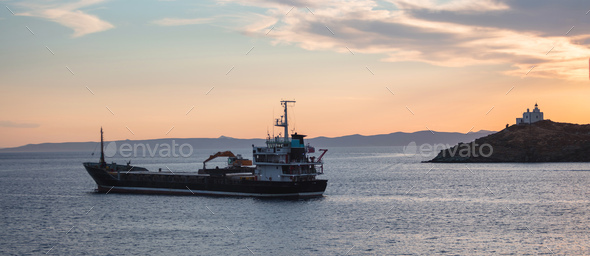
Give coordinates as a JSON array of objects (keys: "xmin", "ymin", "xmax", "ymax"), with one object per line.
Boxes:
[{"xmin": 428, "ymin": 120, "xmax": 590, "ymax": 163}]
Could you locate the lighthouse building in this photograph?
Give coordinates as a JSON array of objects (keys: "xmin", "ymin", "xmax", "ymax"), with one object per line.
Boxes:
[{"xmin": 516, "ymin": 103, "xmax": 544, "ymax": 125}]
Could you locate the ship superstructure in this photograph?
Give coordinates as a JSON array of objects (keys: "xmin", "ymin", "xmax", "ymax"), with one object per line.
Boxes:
[{"xmin": 253, "ymin": 100, "xmax": 327, "ymax": 182}]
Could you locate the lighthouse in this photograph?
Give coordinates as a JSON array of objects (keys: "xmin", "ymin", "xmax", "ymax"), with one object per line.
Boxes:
[{"xmin": 516, "ymin": 103, "xmax": 544, "ymax": 125}]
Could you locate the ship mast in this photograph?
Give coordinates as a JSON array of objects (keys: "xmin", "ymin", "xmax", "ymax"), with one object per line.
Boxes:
[
  {"xmin": 100, "ymin": 127, "xmax": 106, "ymax": 167},
  {"xmin": 275, "ymin": 100, "xmax": 295, "ymax": 142}
]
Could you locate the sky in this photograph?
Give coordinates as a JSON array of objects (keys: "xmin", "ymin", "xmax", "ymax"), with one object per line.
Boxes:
[{"xmin": 1, "ymin": 0, "xmax": 590, "ymax": 148}]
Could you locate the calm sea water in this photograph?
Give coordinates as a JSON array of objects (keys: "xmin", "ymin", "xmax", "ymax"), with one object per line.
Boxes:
[{"xmin": 1, "ymin": 147, "xmax": 589, "ymax": 255}]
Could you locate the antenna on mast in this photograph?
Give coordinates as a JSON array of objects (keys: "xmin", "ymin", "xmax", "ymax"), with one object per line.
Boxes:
[
  {"xmin": 100, "ymin": 127, "xmax": 106, "ymax": 167},
  {"xmin": 290, "ymin": 104, "xmax": 297, "ymax": 134},
  {"xmin": 272, "ymin": 107, "xmax": 275, "ymax": 139},
  {"xmin": 274, "ymin": 100, "xmax": 296, "ymax": 142}
]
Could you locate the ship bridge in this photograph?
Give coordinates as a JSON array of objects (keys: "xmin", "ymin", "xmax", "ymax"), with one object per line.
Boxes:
[{"xmin": 252, "ymin": 100, "xmax": 327, "ymax": 182}]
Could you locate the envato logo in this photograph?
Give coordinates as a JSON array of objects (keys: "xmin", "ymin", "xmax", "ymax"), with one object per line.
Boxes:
[
  {"xmin": 104, "ymin": 141, "xmax": 194, "ymax": 158},
  {"xmin": 402, "ymin": 141, "xmax": 493, "ymax": 158}
]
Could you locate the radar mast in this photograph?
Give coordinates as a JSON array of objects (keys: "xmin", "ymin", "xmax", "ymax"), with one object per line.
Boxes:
[{"xmin": 275, "ymin": 100, "xmax": 295, "ymax": 142}]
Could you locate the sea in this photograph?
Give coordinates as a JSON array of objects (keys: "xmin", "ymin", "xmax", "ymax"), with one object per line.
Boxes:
[{"xmin": 1, "ymin": 147, "xmax": 589, "ymax": 255}]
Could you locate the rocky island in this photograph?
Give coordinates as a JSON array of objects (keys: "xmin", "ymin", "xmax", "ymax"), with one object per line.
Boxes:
[{"xmin": 428, "ymin": 120, "xmax": 590, "ymax": 163}]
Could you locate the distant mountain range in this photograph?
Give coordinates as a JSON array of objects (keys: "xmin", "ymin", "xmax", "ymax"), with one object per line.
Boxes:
[{"xmin": 0, "ymin": 130, "xmax": 495, "ymax": 153}]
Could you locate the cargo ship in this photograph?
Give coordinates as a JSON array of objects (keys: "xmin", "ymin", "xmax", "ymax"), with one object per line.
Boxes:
[{"xmin": 83, "ymin": 100, "xmax": 328, "ymax": 197}]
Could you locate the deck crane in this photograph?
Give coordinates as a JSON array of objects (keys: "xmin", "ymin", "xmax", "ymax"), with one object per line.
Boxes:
[{"xmin": 202, "ymin": 151, "xmax": 253, "ymax": 169}]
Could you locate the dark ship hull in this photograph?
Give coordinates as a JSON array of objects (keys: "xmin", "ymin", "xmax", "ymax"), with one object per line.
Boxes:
[{"xmin": 83, "ymin": 163, "xmax": 327, "ymax": 197}]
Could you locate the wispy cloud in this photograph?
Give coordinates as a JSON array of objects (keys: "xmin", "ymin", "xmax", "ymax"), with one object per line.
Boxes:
[
  {"xmin": 152, "ymin": 17, "xmax": 213, "ymax": 26},
  {"xmin": 394, "ymin": 0, "xmax": 510, "ymax": 12},
  {"xmin": 221, "ymin": 0, "xmax": 590, "ymax": 81},
  {"xmin": 16, "ymin": 0, "xmax": 114, "ymax": 37},
  {"xmin": 0, "ymin": 121, "xmax": 40, "ymax": 128}
]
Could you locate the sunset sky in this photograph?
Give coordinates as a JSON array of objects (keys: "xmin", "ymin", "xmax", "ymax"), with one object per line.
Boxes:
[{"xmin": 1, "ymin": 0, "xmax": 590, "ymax": 148}]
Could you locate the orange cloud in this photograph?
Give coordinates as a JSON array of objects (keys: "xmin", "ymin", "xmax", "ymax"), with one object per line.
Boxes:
[{"xmin": 223, "ymin": 0, "xmax": 590, "ymax": 81}]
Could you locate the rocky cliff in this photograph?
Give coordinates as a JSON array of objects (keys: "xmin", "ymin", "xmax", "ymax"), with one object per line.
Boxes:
[{"xmin": 428, "ymin": 120, "xmax": 590, "ymax": 163}]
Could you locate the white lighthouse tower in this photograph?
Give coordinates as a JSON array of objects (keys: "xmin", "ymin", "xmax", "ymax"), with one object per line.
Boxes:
[{"xmin": 516, "ymin": 103, "xmax": 544, "ymax": 125}]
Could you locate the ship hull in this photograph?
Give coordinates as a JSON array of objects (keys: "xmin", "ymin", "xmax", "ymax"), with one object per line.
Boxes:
[{"xmin": 84, "ymin": 163, "xmax": 327, "ymax": 198}]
